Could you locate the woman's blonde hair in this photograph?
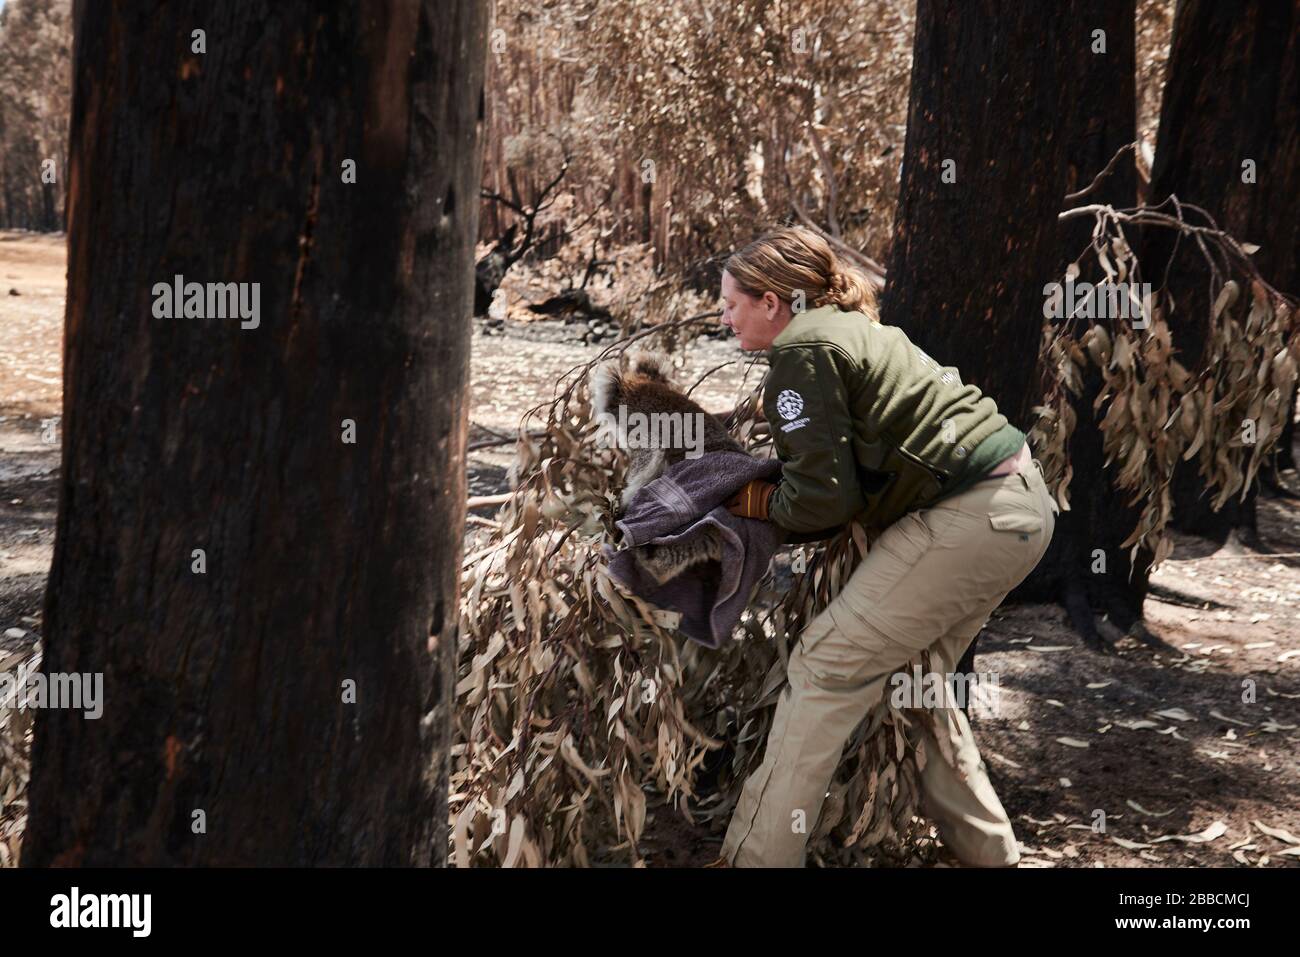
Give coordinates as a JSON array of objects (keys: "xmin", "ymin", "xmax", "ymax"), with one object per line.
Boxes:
[{"xmin": 724, "ymin": 225, "xmax": 879, "ymax": 318}]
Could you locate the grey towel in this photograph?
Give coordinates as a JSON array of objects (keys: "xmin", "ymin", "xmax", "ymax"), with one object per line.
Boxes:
[{"xmin": 603, "ymin": 450, "xmax": 784, "ymax": 648}]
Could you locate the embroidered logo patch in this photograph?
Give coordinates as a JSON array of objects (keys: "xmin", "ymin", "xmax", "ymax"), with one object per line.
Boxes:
[{"xmin": 776, "ymin": 389, "xmax": 804, "ymax": 421}]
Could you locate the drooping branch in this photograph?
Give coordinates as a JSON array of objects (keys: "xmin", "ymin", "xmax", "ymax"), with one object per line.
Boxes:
[
  {"xmin": 1057, "ymin": 199, "xmax": 1294, "ymax": 306},
  {"xmin": 1033, "ymin": 191, "xmax": 1298, "ymax": 584}
]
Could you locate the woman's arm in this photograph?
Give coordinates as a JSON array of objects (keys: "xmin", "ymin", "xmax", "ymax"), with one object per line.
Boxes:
[{"xmin": 761, "ymin": 343, "xmax": 865, "ymax": 533}]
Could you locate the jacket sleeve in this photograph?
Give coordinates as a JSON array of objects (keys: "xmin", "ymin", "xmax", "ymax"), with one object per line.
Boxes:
[{"xmin": 763, "ymin": 344, "xmax": 865, "ymax": 533}]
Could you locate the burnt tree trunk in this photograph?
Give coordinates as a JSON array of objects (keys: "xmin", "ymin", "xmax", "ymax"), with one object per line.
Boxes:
[
  {"xmin": 884, "ymin": 0, "xmax": 1085, "ymax": 429},
  {"xmin": 1049, "ymin": 2, "xmax": 1156, "ymax": 651},
  {"xmin": 1144, "ymin": 0, "xmax": 1300, "ymax": 546},
  {"xmin": 882, "ymin": 1, "xmax": 1124, "ymax": 672},
  {"xmin": 24, "ymin": 0, "xmax": 486, "ymax": 866},
  {"xmin": 41, "ymin": 177, "xmax": 58, "ymax": 232}
]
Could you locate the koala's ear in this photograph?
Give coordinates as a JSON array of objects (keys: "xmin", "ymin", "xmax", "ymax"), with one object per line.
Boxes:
[
  {"xmin": 629, "ymin": 351, "xmax": 674, "ymax": 385},
  {"xmin": 587, "ymin": 359, "xmax": 623, "ymax": 418}
]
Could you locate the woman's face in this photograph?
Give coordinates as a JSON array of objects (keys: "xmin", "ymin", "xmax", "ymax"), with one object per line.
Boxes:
[{"xmin": 720, "ymin": 270, "xmax": 788, "ymax": 351}]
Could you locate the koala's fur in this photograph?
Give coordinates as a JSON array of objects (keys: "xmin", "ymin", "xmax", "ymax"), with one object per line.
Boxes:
[{"xmin": 588, "ymin": 352, "xmax": 741, "ymax": 584}]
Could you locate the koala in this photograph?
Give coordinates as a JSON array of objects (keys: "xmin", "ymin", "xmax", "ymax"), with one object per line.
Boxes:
[
  {"xmin": 588, "ymin": 352, "xmax": 741, "ymax": 584},
  {"xmin": 588, "ymin": 352, "xmax": 743, "ymax": 507}
]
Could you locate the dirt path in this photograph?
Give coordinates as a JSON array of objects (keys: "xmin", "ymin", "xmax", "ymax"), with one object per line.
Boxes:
[
  {"xmin": 972, "ymin": 509, "xmax": 1300, "ymax": 868},
  {"xmin": 0, "ymin": 232, "xmax": 63, "ymax": 659},
  {"xmin": 2, "ymin": 230, "xmax": 1296, "ymax": 868}
]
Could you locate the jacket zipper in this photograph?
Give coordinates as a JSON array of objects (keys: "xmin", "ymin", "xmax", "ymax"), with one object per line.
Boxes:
[{"xmin": 895, "ymin": 444, "xmax": 949, "ymax": 487}]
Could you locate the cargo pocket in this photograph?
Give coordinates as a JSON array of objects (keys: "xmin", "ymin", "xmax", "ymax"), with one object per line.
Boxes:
[
  {"xmin": 795, "ymin": 606, "xmax": 896, "ymax": 686},
  {"xmin": 987, "ymin": 502, "xmax": 1050, "ymax": 582},
  {"xmin": 834, "ymin": 510, "xmax": 933, "ymax": 633},
  {"xmin": 987, "ymin": 494, "xmax": 1050, "ymax": 574},
  {"xmin": 796, "ymin": 611, "xmax": 836, "ymax": 661},
  {"xmin": 877, "ymin": 509, "xmax": 934, "ymax": 564},
  {"xmin": 987, "ymin": 511, "xmax": 1044, "ymax": 536}
]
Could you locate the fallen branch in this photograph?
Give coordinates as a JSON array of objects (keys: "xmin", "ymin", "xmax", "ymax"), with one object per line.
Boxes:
[{"xmin": 467, "ymin": 493, "xmax": 512, "ymax": 509}]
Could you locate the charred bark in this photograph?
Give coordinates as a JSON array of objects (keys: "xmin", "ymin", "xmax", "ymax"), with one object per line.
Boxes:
[
  {"xmin": 883, "ymin": 1, "xmax": 1141, "ymax": 673},
  {"xmin": 1045, "ymin": 0, "xmax": 1161, "ymax": 653},
  {"xmin": 24, "ymin": 0, "xmax": 487, "ymax": 866},
  {"xmin": 1143, "ymin": 0, "xmax": 1300, "ymax": 546},
  {"xmin": 883, "ymin": 0, "xmax": 1086, "ymax": 428}
]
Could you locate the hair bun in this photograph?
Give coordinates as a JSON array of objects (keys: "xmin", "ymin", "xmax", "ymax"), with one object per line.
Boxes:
[
  {"xmin": 726, "ymin": 225, "xmax": 878, "ymax": 317},
  {"xmin": 811, "ymin": 266, "xmax": 848, "ymax": 307}
]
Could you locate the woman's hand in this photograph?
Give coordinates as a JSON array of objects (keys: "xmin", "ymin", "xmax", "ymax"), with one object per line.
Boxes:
[{"xmin": 726, "ymin": 480, "xmax": 777, "ymax": 520}]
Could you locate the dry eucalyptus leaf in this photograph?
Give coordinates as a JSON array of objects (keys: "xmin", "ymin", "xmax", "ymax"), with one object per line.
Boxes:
[
  {"xmin": 1251, "ymin": 820, "xmax": 1300, "ymax": 845},
  {"xmin": 1150, "ymin": 821, "xmax": 1228, "ymax": 844}
]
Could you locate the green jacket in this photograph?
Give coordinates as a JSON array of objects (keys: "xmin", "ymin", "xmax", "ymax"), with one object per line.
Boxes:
[{"xmin": 763, "ymin": 304, "xmax": 1025, "ymax": 538}]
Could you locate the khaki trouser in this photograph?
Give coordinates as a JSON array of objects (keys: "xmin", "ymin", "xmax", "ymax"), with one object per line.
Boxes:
[{"xmin": 721, "ymin": 459, "xmax": 1058, "ymax": 867}]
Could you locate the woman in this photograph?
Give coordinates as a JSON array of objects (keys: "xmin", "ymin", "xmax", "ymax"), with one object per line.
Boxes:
[{"xmin": 714, "ymin": 226, "xmax": 1056, "ymax": 868}]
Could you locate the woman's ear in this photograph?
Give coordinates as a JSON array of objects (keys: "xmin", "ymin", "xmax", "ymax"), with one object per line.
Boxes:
[{"xmin": 762, "ymin": 290, "xmax": 781, "ymax": 319}]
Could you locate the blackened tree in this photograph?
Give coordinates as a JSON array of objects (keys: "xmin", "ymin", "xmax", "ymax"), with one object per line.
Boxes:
[
  {"xmin": 1142, "ymin": 0, "xmax": 1300, "ymax": 547},
  {"xmin": 1050, "ymin": 1, "xmax": 1154, "ymax": 651},
  {"xmin": 24, "ymin": 0, "xmax": 487, "ymax": 865},
  {"xmin": 882, "ymin": 1, "xmax": 1147, "ymax": 663}
]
